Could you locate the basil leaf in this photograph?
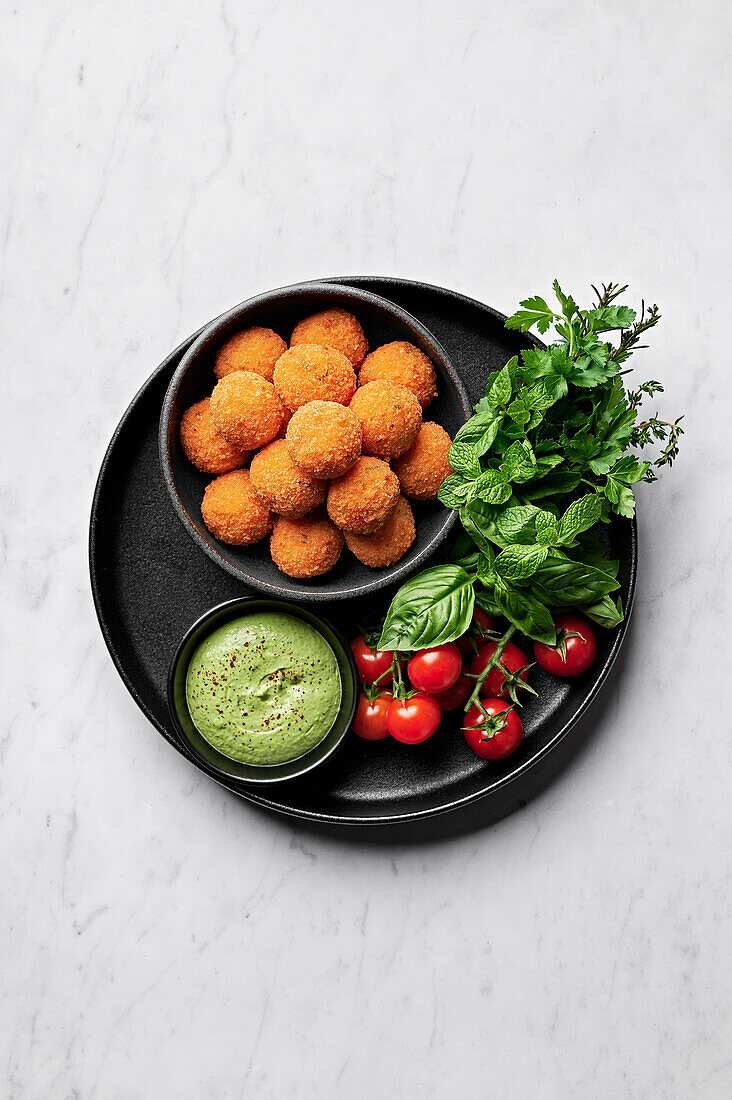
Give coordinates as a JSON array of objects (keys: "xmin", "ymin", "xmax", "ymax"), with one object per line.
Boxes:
[
  {"xmin": 530, "ymin": 554, "xmax": 620, "ymax": 604},
  {"xmin": 450, "ymin": 531, "xmax": 481, "ymax": 570},
  {"xmin": 378, "ymin": 565, "xmax": 475, "ymax": 652},
  {"xmin": 581, "ymin": 594, "xmax": 624, "ymax": 628},
  {"xmin": 451, "ymin": 409, "xmax": 501, "ymax": 457},
  {"xmin": 460, "ymin": 499, "xmax": 511, "ymax": 552},
  {"xmin": 474, "ymin": 589, "xmax": 502, "ymax": 617},
  {"xmin": 494, "ymin": 543, "xmax": 549, "ymax": 581},
  {"xmin": 521, "ymin": 470, "xmax": 582, "ymax": 501},
  {"xmin": 492, "ymin": 579, "xmax": 557, "ymax": 644}
]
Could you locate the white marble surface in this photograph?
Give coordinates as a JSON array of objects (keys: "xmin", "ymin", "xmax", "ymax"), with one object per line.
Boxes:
[{"xmin": 2, "ymin": 1, "xmax": 731, "ymax": 1096}]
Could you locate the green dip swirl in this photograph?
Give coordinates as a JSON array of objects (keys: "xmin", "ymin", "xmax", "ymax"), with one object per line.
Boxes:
[{"xmin": 185, "ymin": 612, "xmax": 342, "ymax": 765}]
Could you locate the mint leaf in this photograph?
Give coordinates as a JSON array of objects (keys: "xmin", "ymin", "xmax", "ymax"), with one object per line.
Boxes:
[
  {"xmin": 501, "ymin": 440, "xmax": 536, "ymax": 483},
  {"xmin": 494, "ymin": 543, "xmax": 549, "ymax": 581},
  {"xmin": 487, "ymin": 359, "xmax": 515, "ymax": 407},
  {"xmin": 558, "ymin": 494, "xmax": 603, "ymax": 544},
  {"xmin": 438, "ymin": 473, "xmax": 476, "ymax": 510},
  {"xmin": 473, "ymin": 469, "xmax": 512, "ymax": 505},
  {"xmin": 448, "ymin": 440, "xmax": 482, "ymax": 478},
  {"xmin": 495, "ymin": 504, "xmax": 541, "ymax": 544}
]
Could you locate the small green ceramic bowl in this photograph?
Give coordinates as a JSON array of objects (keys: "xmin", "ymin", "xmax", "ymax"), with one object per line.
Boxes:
[{"xmin": 168, "ymin": 597, "xmax": 359, "ymax": 784}]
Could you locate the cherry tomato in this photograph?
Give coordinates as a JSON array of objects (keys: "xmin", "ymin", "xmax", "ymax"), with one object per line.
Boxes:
[
  {"xmin": 533, "ymin": 615, "xmax": 597, "ymax": 677},
  {"xmin": 386, "ymin": 693, "xmax": 442, "ymax": 744},
  {"xmin": 457, "ymin": 608, "xmax": 496, "ymax": 654},
  {"xmin": 462, "ymin": 699, "xmax": 523, "ymax": 759},
  {"xmin": 470, "ymin": 640, "xmax": 530, "ymax": 699},
  {"xmin": 350, "ymin": 636, "xmax": 395, "ymax": 687},
  {"xmin": 432, "ymin": 672, "xmax": 472, "ymax": 712},
  {"xmin": 407, "ymin": 643, "xmax": 462, "ymax": 694},
  {"xmin": 353, "ymin": 692, "xmax": 393, "ymax": 740}
]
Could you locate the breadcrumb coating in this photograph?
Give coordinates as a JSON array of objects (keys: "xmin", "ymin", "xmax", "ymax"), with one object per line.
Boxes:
[
  {"xmin": 273, "ymin": 344, "xmax": 357, "ymax": 411},
  {"xmin": 214, "ymin": 327, "xmax": 287, "ymax": 381},
  {"xmin": 200, "ymin": 469, "xmax": 273, "ymax": 546},
  {"xmin": 270, "ymin": 510, "xmax": 344, "ymax": 578},
  {"xmin": 392, "ymin": 421, "xmax": 453, "ymax": 500},
  {"xmin": 358, "ymin": 341, "xmax": 438, "ymax": 409},
  {"xmin": 326, "ymin": 456, "xmax": 399, "ymax": 535},
  {"xmin": 286, "ymin": 400, "xmax": 362, "ymax": 478},
  {"xmin": 349, "ymin": 380, "xmax": 422, "ymax": 460},
  {"xmin": 345, "ymin": 496, "xmax": 416, "ymax": 567},
  {"xmin": 179, "ymin": 396, "xmax": 248, "ymax": 474},
  {"xmin": 210, "ymin": 370, "xmax": 284, "ymax": 450},
  {"xmin": 249, "ymin": 439, "xmax": 326, "ymax": 518},
  {"xmin": 290, "ymin": 308, "xmax": 368, "ymax": 367}
]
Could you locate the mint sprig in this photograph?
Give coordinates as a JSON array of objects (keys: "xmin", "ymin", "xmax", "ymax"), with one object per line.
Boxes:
[{"xmin": 378, "ymin": 280, "xmax": 682, "ymax": 651}]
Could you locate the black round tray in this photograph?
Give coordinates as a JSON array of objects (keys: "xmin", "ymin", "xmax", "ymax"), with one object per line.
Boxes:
[{"xmin": 89, "ymin": 277, "xmax": 636, "ymax": 837}]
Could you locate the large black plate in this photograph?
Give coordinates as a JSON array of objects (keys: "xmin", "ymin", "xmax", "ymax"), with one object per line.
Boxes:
[{"xmin": 90, "ymin": 278, "xmax": 636, "ymax": 835}]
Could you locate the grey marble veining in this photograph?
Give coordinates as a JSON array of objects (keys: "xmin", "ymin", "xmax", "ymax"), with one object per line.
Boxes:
[{"xmin": 2, "ymin": 1, "xmax": 731, "ymax": 1097}]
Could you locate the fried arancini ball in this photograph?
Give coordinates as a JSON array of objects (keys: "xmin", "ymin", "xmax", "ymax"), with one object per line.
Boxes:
[
  {"xmin": 214, "ymin": 327, "xmax": 287, "ymax": 382},
  {"xmin": 326, "ymin": 456, "xmax": 400, "ymax": 535},
  {"xmin": 358, "ymin": 341, "xmax": 438, "ymax": 409},
  {"xmin": 200, "ymin": 469, "xmax": 273, "ymax": 546},
  {"xmin": 270, "ymin": 510, "xmax": 344, "ymax": 578},
  {"xmin": 179, "ymin": 396, "xmax": 248, "ymax": 475},
  {"xmin": 290, "ymin": 308, "xmax": 368, "ymax": 367},
  {"xmin": 392, "ymin": 422, "xmax": 453, "ymax": 500},
  {"xmin": 275, "ymin": 405, "xmax": 293, "ymax": 439},
  {"xmin": 345, "ymin": 496, "xmax": 416, "ymax": 568},
  {"xmin": 210, "ymin": 370, "xmax": 284, "ymax": 450},
  {"xmin": 349, "ymin": 381, "xmax": 422, "ymax": 461},
  {"xmin": 273, "ymin": 345, "xmax": 357, "ymax": 411},
  {"xmin": 286, "ymin": 400, "xmax": 362, "ymax": 479},
  {"xmin": 249, "ymin": 439, "xmax": 326, "ymax": 518}
]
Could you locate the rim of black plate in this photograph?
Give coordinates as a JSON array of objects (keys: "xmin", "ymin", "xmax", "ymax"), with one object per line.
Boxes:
[{"xmin": 89, "ymin": 276, "xmax": 638, "ymax": 826}]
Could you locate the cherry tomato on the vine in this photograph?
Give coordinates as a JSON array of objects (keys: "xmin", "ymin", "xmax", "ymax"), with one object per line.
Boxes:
[
  {"xmin": 386, "ymin": 693, "xmax": 442, "ymax": 744},
  {"xmin": 350, "ymin": 635, "xmax": 395, "ymax": 687},
  {"xmin": 407, "ymin": 643, "xmax": 462, "ymax": 694},
  {"xmin": 457, "ymin": 608, "xmax": 496, "ymax": 655},
  {"xmin": 470, "ymin": 641, "xmax": 530, "ymax": 700},
  {"xmin": 432, "ymin": 672, "xmax": 472, "ymax": 712},
  {"xmin": 353, "ymin": 692, "xmax": 393, "ymax": 740},
  {"xmin": 533, "ymin": 615, "xmax": 597, "ymax": 677},
  {"xmin": 462, "ymin": 699, "xmax": 523, "ymax": 760}
]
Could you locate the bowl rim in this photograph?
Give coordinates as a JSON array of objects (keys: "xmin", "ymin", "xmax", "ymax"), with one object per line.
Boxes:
[
  {"xmin": 158, "ymin": 280, "xmax": 471, "ymax": 601},
  {"xmin": 167, "ymin": 595, "xmax": 360, "ymax": 785}
]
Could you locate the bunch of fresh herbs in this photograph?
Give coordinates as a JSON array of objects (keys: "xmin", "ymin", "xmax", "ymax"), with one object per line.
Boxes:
[{"xmin": 378, "ymin": 281, "xmax": 682, "ymax": 651}]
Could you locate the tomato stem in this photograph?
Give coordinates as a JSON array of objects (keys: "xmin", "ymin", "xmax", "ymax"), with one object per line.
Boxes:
[{"xmin": 464, "ymin": 624, "xmax": 517, "ymax": 713}]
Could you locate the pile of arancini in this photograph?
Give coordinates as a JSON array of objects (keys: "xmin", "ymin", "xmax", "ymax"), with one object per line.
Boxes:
[{"xmin": 179, "ymin": 307, "xmax": 454, "ymax": 579}]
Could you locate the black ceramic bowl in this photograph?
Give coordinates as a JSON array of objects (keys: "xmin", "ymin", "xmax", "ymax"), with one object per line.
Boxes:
[
  {"xmin": 168, "ymin": 597, "xmax": 359, "ymax": 784},
  {"xmin": 159, "ymin": 281, "xmax": 471, "ymax": 601}
]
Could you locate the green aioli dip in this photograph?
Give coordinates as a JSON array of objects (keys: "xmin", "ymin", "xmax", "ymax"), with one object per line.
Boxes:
[{"xmin": 185, "ymin": 612, "xmax": 341, "ymax": 765}]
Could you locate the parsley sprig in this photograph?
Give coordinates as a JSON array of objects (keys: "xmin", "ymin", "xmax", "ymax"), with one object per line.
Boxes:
[{"xmin": 378, "ymin": 280, "xmax": 683, "ymax": 651}]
